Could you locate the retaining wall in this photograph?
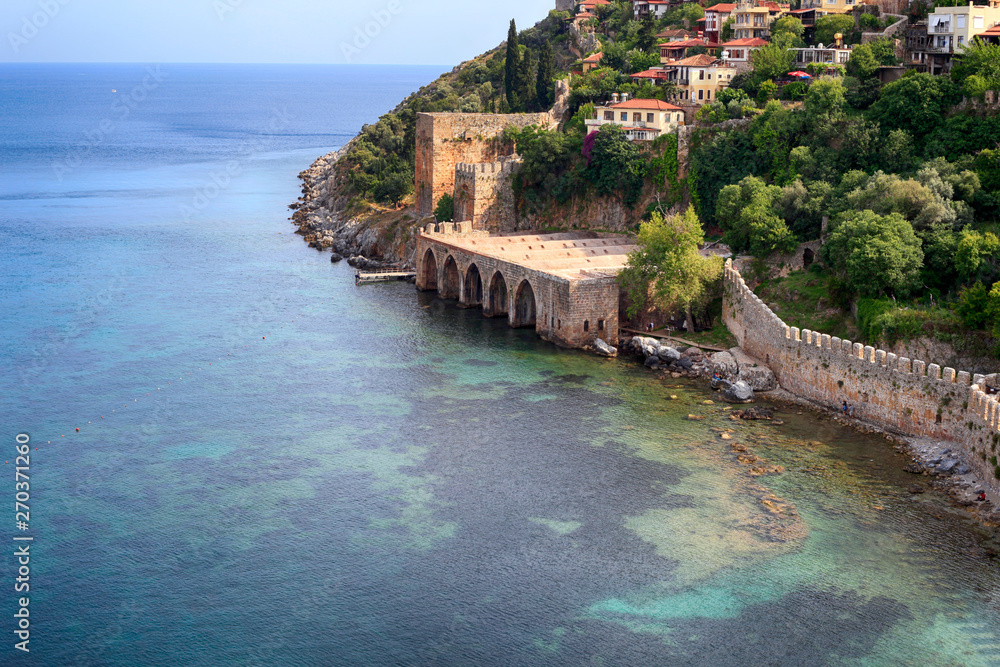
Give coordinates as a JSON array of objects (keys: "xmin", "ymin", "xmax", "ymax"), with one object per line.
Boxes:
[{"xmin": 723, "ymin": 259, "xmax": 1000, "ymax": 490}]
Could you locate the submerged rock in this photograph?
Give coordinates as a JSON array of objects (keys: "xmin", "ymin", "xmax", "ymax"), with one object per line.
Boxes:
[
  {"xmin": 330, "ymin": 252, "xmax": 343, "ymax": 263},
  {"xmin": 721, "ymin": 380, "xmax": 755, "ymax": 404}
]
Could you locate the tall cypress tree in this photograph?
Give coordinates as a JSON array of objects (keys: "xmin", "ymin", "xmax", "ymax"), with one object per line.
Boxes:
[
  {"xmin": 518, "ymin": 47, "xmax": 536, "ymax": 112},
  {"xmin": 504, "ymin": 20, "xmax": 521, "ymax": 111},
  {"xmin": 536, "ymin": 41, "xmax": 555, "ymax": 110}
]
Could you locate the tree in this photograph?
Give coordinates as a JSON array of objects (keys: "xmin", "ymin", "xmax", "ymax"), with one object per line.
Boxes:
[
  {"xmin": 951, "ymin": 37, "xmax": 1000, "ymax": 86},
  {"xmin": 815, "ymin": 15, "xmax": 855, "ymax": 47},
  {"xmin": 846, "ymin": 38, "xmax": 899, "ymax": 79},
  {"xmin": 868, "ymin": 73, "xmax": 961, "ymax": 141},
  {"xmin": 434, "ymin": 193, "xmax": 454, "ymax": 222},
  {"xmin": 822, "ymin": 210, "xmax": 924, "ymax": 297},
  {"xmin": 536, "ymin": 41, "xmax": 555, "ymax": 110},
  {"xmin": 716, "ymin": 175, "xmax": 797, "ymax": 256},
  {"xmin": 721, "ymin": 17, "xmax": 735, "ymax": 42},
  {"xmin": 505, "ymin": 20, "xmax": 521, "ymax": 110},
  {"xmin": 600, "ymin": 42, "xmax": 629, "ymax": 72},
  {"xmin": 627, "ymin": 49, "xmax": 661, "ymax": 74},
  {"xmin": 957, "ymin": 282, "xmax": 991, "ymax": 329},
  {"xmin": 956, "ymin": 229, "xmax": 1000, "ymax": 282},
  {"xmin": 618, "ymin": 207, "xmax": 724, "ymax": 331},
  {"xmin": 518, "ymin": 47, "xmax": 537, "ymax": 111},
  {"xmin": 804, "ymin": 76, "xmax": 847, "ymax": 119},
  {"xmin": 636, "ymin": 12, "xmax": 657, "ymax": 52},
  {"xmin": 750, "ymin": 42, "xmax": 795, "ymax": 80},
  {"xmin": 586, "ymin": 124, "xmax": 647, "ymax": 207},
  {"xmin": 772, "ymin": 15, "xmax": 805, "ymax": 41}
]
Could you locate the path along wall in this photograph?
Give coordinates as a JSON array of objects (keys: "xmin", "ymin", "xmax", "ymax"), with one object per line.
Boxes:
[{"xmin": 723, "ymin": 259, "xmax": 1000, "ymax": 489}]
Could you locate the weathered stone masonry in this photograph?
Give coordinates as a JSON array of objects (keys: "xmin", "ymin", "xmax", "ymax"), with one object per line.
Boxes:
[
  {"xmin": 453, "ymin": 158, "xmax": 521, "ymax": 231},
  {"xmin": 723, "ymin": 259, "xmax": 1000, "ymax": 492},
  {"xmin": 414, "ymin": 112, "xmax": 555, "ymax": 217},
  {"xmin": 416, "ymin": 226, "xmax": 632, "ymax": 348}
]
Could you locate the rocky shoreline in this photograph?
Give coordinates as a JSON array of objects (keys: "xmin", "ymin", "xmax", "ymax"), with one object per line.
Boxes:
[
  {"xmin": 620, "ymin": 333, "xmax": 1000, "ymax": 534},
  {"xmin": 289, "ymin": 144, "xmax": 410, "ymax": 271}
]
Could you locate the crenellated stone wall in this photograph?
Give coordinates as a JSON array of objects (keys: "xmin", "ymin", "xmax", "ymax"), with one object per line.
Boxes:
[
  {"xmin": 415, "ymin": 112, "xmax": 556, "ymax": 217},
  {"xmin": 722, "ymin": 259, "xmax": 1000, "ymax": 492},
  {"xmin": 453, "ymin": 158, "xmax": 521, "ymax": 231}
]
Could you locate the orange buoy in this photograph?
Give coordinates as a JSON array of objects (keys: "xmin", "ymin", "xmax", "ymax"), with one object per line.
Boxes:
[{"xmin": 76, "ymin": 428, "xmax": 79, "ymax": 432}]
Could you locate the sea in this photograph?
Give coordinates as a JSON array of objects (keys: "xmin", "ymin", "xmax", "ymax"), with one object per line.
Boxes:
[{"xmin": 3, "ymin": 63, "xmax": 1000, "ymax": 666}]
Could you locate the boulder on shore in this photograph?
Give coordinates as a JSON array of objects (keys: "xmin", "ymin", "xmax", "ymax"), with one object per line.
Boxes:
[
  {"xmin": 721, "ymin": 380, "xmax": 755, "ymax": 404},
  {"xmin": 657, "ymin": 346, "xmax": 681, "ymax": 362},
  {"xmin": 593, "ymin": 338, "xmax": 618, "ymax": 358}
]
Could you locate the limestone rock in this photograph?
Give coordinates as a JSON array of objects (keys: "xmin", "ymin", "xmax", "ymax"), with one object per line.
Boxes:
[
  {"xmin": 729, "ymin": 348, "xmax": 778, "ymax": 391},
  {"xmin": 657, "ymin": 346, "xmax": 681, "ymax": 362},
  {"xmin": 903, "ymin": 462, "xmax": 926, "ymax": 474},
  {"xmin": 710, "ymin": 351, "xmax": 738, "ymax": 380},
  {"xmin": 721, "ymin": 380, "xmax": 754, "ymax": 404},
  {"xmin": 593, "ymin": 338, "xmax": 618, "ymax": 358}
]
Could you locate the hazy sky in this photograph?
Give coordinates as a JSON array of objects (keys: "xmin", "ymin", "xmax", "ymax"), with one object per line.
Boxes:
[{"xmin": 2, "ymin": 0, "xmax": 555, "ymax": 65}]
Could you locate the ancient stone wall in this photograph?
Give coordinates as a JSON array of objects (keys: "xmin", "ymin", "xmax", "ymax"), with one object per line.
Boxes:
[
  {"xmin": 722, "ymin": 260, "xmax": 1000, "ymax": 492},
  {"xmin": 415, "ymin": 112, "xmax": 555, "ymax": 217},
  {"xmin": 453, "ymin": 158, "xmax": 521, "ymax": 231},
  {"xmin": 415, "ymin": 227, "xmax": 620, "ymax": 348}
]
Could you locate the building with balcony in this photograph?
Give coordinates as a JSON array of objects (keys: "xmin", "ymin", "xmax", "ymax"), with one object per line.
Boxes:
[
  {"xmin": 720, "ymin": 37, "xmax": 768, "ymax": 70},
  {"xmin": 791, "ymin": 43, "xmax": 852, "ymax": 66},
  {"xmin": 663, "ymin": 54, "xmax": 738, "ymax": 104},
  {"xmin": 632, "ymin": 0, "xmax": 672, "ymax": 18},
  {"xmin": 732, "ymin": 0, "xmax": 787, "ymax": 40},
  {"xmin": 800, "ymin": 0, "xmax": 857, "ymax": 14},
  {"xmin": 912, "ymin": 1, "xmax": 1000, "ymax": 74},
  {"xmin": 704, "ymin": 3, "xmax": 737, "ymax": 43},
  {"xmin": 585, "ymin": 96, "xmax": 685, "ymax": 141}
]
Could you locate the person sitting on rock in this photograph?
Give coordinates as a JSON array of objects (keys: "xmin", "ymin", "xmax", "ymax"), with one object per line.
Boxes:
[{"xmin": 978, "ymin": 491, "xmax": 987, "ymax": 502}]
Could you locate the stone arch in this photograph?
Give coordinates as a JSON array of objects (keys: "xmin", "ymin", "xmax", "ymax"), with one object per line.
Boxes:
[
  {"xmin": 419, "ymin": 248, "xmax": 437, "ymax": 291},
  {"xmin": 441, "ymin": 255, "xmax": 461, "ymax": 299},
  {"xmin": 464, "ymin": 263, "xmax": 483, "ymax": 306},
  {"xmin": 803, "ymin": 247, "xmax": 815, "ymax": 269},
  {"xmin": 487, "ymin": 271, "xmax": 509, "ymax": 318},
  {"xmin": 513, "ymin": 280, "xmax": 537, "ymax": 328}
]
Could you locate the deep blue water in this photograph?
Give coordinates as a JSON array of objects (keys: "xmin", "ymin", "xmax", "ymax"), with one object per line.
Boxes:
[{"xmin": 5, "ymin": 63, "xmax": 1000, "ymax": 666}]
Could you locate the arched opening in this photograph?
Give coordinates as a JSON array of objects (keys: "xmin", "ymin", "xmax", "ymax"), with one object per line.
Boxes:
[
  {"xmin": 584, "ymin": 320, "xmax": 590, "ymax": 333},
  {"xmin": 419, "ymin": 248, "xmax": 437, "ymax": 291},
  {"xmin": 513, "ymin": 280, "xmax": 537, "ymax": 328},
  {"xmin": 803, "ymin": 247, "xmax": 815, "ymax": 269},
  {"xmin": 441, "ymin": 255, "xmax": 460, "ymax": 300},
  {"xmin": 487, "ymin": 272, "xmax": 509, "ymax": 318},
  {"xmin": 464, "ymin": 263, "xmax": 483, "ymax": 306}
]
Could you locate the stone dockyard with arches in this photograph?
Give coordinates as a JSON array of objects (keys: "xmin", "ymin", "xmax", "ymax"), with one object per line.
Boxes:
[{"xmin": 415, "ymin": 224, "xmax": 636, "ymax": 349}]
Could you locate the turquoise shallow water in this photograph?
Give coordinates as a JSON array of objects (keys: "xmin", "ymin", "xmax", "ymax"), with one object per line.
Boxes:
[{"xmin": 4, "ymin": 64, "xmax": 1000, "ymax": 665}]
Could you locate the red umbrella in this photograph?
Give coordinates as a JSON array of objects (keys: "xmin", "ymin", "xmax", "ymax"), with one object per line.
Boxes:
[{"xmin": 787, "ymin": 71, "xmax": 811, "ymax": 78}]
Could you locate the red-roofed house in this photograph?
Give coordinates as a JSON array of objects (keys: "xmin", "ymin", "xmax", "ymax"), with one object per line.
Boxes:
[
  {"xmin": 657, "ymin": 28, "xmax": 696, "ymax": 42},
  {"xmin": 662, "ymin": 54, "xmax": 737, "ymax": 104},
  {"xmin": 720, "ymin": 37, "xmax": 768, "ymax": 69},
  {"xmin": 660, "ymin": 39, "xmax": 720, "ymax": 64},
  {"xmin": 582, "ymin": 52, "xmax": 603, "ymax": 72},
  {"xmin": 704, "ymin": 3, "xmax": 737, "ymax": 43},
  {"xmin": 633, "ymin": 0, "xmax": 673, "ymax": 19},
  {"xmin": 629, "ymin": 68, "xmax": 673, "ymax": 85},
  {"xmin": 585, "ymin": 95, "xmax": 685, "ymax": 140}
]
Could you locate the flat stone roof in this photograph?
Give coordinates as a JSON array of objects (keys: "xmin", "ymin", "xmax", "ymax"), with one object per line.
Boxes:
[{"xmin": 424, "ymin": 231, "xmax": 638, "ymax": 281}]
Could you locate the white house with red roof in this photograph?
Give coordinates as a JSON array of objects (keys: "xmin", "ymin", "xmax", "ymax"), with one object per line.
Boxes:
[
  {"xmin": 720, "ymin": 37, "xmax": 768, "ymax": 70},
  {"xmin": 633, "ymin": 0, "xmax": 672, "ymax": 18},
  {"xmin": 585, "ymin": 95, "xmax": 685, "ymax": 141}
]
